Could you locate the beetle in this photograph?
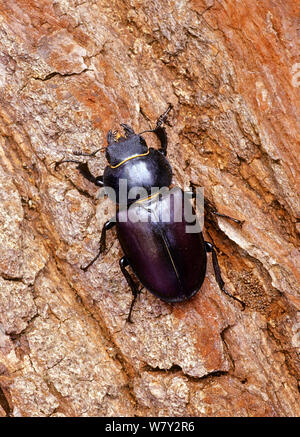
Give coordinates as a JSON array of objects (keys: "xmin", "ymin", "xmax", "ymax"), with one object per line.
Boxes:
[{"xmin": 55, "ymin": 104, "xmax": 245, "ymax": 322}]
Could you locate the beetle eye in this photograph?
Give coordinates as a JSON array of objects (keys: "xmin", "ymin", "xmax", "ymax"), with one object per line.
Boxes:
[
  {"xmin": 112, "ymin": 130, "xmax": 118, "ymax": 140},
  {"xmin": 113, "ymin": 131, "xmax": 124, "ymax": 142}
]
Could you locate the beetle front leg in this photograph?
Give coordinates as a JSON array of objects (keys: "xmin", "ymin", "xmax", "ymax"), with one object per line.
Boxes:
[
  {"xmin": 81, "ymin": 219, "xmax": 116, "ymax": 271},
  {"xmin": 139, "ymin": 104, "xmax": 173, "ymax": 156},
  {"xmin": 119, "ymin": 256, "xmax": 140, "ymax": 323},
  {"xmin": 75, "ymin": 162, "xmax": 104, "ymax": 187},
  {"xmin": 154, "ymin": 104, "xmax": 173, "ymax": 156},
  {"xmin": 205, "ymin": 241, "xmax": 245, "ymax": 310},
  {"xmin": 55, "ymin": 160, "xmax": 104, "ymax": 187}
]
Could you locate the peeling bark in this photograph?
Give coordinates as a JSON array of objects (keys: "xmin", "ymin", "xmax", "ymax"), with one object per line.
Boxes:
[{"xmin": 0, "ymin": 0, "xmax": 299, "ymax": 417}]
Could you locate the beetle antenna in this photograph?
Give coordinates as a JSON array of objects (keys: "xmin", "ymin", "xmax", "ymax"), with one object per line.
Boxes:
[
  {"xmin": 53, "ymin": 158, "xmax": 84, "ymax": 170},
  {"xmin": 73, "ymin": 148, "xmax": 104, "ymax": 157},
  {"xmin": 51, "ymin": 147, "xmax": 104, "ymax": 169}
]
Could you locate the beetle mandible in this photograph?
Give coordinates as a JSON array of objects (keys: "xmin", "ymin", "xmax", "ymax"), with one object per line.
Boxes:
[{"xmin": 55, "ymin": 104, "xmax": 245, "ymax": 322}]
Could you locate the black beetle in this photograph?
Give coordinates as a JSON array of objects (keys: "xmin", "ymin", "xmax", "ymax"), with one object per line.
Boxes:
[{"xmin": 55, "ymin": 104, "xmax": 244, "ymax": 321}]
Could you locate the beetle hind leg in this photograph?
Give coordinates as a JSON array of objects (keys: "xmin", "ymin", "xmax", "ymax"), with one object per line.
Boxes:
[
  {"xmin": 205, "ymin": 241, "xmax": 245, "ymax": 310},
  {"xmin": 119, "ymin": 256, "xmax": 140, "ymax": 323}
]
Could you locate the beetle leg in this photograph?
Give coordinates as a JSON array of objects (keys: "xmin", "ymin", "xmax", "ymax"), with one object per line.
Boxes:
[
  {"xmin": 205, "ymin": 241, "xmax": 245, "ymax": 310},
  {"xmin": 75, "ymin": 162, "xmax": 104, "ymax": 186},
  {"xmin": 155, "ymin": 103, "xmax": 173, "ymax": 128},
  {"xmin": 119, "ymin": 256, "xmax": 140, "ymax": 323},
  {"xmin": 154, "ymin": 104, "xmax": 173, "ymax": 155},
  {"xmin": 154, "ymin": 125, "xmax": 168, "ymax": 155},
  {"xmin": 55, "ymin": 160, "xmax": 104, "ymax": 187},
  {"xmin": 189, "ymin": 184, "xmax": 243, "ymax": 226},
  {"xmin": 204, "ymin": 199, "xmax": 244, "ymax": 225},
  {"xmin": 81, "ymin": 219, "xmax": 116, "ymax": 271},
  {"xmin": 139, "ymin": 104, "xmax": 173, "ymax": 156}
]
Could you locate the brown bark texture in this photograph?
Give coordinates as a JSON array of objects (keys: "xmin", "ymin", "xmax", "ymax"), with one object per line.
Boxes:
[{"xmin": 0, "ymin": 0, "xmax": 299, "ymax": 417}]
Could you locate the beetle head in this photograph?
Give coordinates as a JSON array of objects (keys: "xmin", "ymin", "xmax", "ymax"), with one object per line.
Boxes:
[{"xmin": 105, "ymin": 124, "xmax": 148, "ymax": 167}]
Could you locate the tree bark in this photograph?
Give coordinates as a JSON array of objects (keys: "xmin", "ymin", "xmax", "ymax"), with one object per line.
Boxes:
[{"xmin": 0, "ymin": 0, "xmax": 299, "ymax": 417}]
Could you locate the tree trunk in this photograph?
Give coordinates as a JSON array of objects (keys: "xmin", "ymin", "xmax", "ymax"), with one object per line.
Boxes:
[{"xmin": 0, "ymin": 0, "xmax": 299, "ymax": 417}]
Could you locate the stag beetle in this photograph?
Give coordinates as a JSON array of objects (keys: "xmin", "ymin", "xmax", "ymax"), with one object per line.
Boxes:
[{"xmin": 55, "ymin": 105, "xmax": 244, "ymax": 322}]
